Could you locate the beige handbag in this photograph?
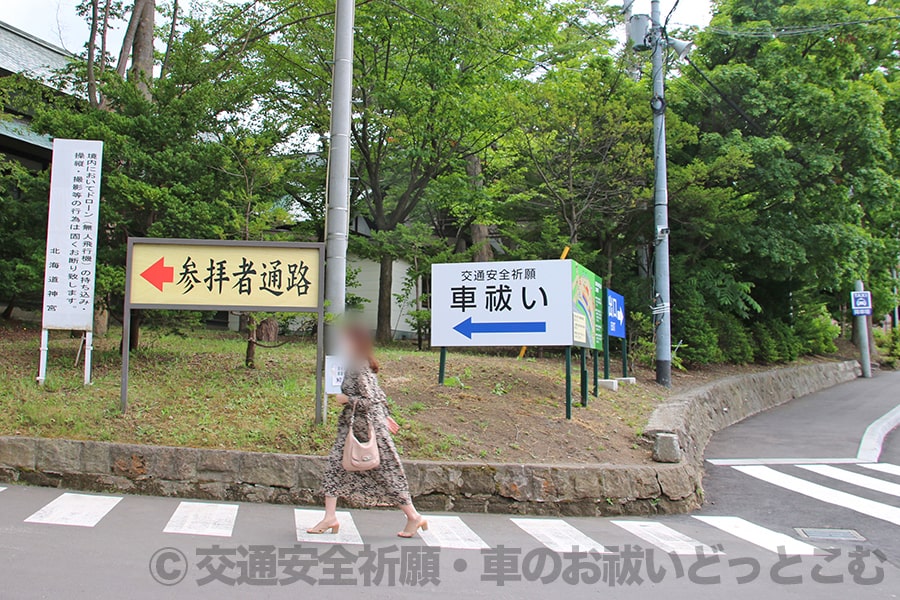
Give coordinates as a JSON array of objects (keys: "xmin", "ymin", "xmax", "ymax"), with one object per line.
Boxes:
[{"xmin": 342, "ymin": 398, "xmax": 381, "ymax": 471}]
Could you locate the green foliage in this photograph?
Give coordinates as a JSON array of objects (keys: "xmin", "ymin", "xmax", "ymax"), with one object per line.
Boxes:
[
  {"xmin": 751, "ymin": 322, "xmax": 781, "ymax": 363},
  {"xmin": 672, "ymin": 288, "xmax": 724, "ymax": 365},
  {"xmin": 713, "ymin": 313, "xmax": 755, "ymax": 365},
  {"xmin": 794, "ymin": 306, "xmax": 840, "ymax": 355}
]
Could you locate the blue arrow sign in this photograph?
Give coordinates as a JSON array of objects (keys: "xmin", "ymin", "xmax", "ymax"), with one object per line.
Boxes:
[{"xmin": 453, "ymin": 317, "xmax": 547, "ymax": 339}]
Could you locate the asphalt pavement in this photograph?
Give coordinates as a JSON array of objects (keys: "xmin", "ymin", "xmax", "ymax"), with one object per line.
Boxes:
[{"xmin": 1, "ymin": 370, "xmax": 898, "ymax": 599}]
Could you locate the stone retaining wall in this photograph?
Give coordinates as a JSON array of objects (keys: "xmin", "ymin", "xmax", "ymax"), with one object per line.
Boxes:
[
  {"xmin": 644, "ymin": 360, "xmax": 861, "ymax": 463},
  {"xmin": 0, "ymin": 436, "xmax": 703, "ymax": 516},
  {"xmin": 0, "ymin": 360, "xmax": 859, "ymax": 516}
]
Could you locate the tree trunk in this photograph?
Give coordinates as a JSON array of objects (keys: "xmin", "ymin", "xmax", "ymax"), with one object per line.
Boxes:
[
  {"xmin": 131, "ymin": 0, "xmax": 155, "ymax": 98},
  {"xmin": 376, "ymin": 253, "xmax": 394, "ymax": 344},
  {"xmin": 86, "ymin": 0, "xmax": 100, "ymax": 108},
  {"xmin": 466, "ymin": 154, "xmax": 493, "ymax": 262},
  {"xmin": 116, "ymin": 0, "xmax": 146, "ymax": 77},
  {"xmin": 1, "ymin": 298, "xmax": 14, "ymax": 320},
  {"xmin": 257, "ymin": 317, "xmax": 278, "ymax": 342},
  {"xmin": 128, "ymin": 310, "xmax": 142, "ymax": 351},
  {"xmin": 245, "ymin": 313, "xmax": 257, "ymax": 368}
]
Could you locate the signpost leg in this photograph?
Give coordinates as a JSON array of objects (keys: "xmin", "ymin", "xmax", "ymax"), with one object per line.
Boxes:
[
  {"xmin": 592, "ymin": 349, "xmax": 599, "ymax": 396},
  {"xmin": 314, "ymin": 308, "xmax": 326, "ymax": 424},
  {"xmin": 580, "ymin": 348, "xmax": 588, "ymax": 407},
  {"xmin": 120, "ymin": 309, "xmax": 130, "ymax": 414},
  {"xmin": 84, "ymin": 332, "xmax": 93, "ymax": 385},
  {"xmin": 622, "ymin": 338, "xmax": 628, "ymax": 378},
  {"xmin": 37, "ymin": 329, "xmax": 49, "ymax": 385},
  {"xmin": 438, "ymin": 347, "xmax": 447, "ymax": 385},
  {"xmin": 565, "ymin": 347, "xmax": 572, "ymax": 420},
  {"xmin": 602, "ymin": 289, "xmax": 610, "ymax": 380}
]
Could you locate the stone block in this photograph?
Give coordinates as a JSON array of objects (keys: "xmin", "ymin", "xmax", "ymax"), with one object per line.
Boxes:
[
  {"xmin": 0, "ymin": 437, "xmax": 36, "ymax": 469},
  {"xmin": 36, "ymin": 439, "xmax": 83, "ymax": 473},
  {"xmin": 239, "ymin": 453, "xmax": 298, "ymax": 488},
  {"xmin": 81, "ymin": 441, "xmax": 111, "ymax": 474},
  {"xmin": 653, "ymin": 433, "xmax": 682, "ymax": 463},
  {"xmin": 597, "ymin": 379, "xmax": 619, "ymax": 391}
]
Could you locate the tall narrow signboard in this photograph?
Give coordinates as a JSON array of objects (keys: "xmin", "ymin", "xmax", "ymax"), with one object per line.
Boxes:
[{"xmin": 37, "ymin": 139, "xmax": 104, "ymax": 386}]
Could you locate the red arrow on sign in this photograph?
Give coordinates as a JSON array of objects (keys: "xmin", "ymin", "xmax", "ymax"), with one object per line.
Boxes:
[{"xmin": 140, "ymin": 257, "xmax": 175, "ymax": 292}]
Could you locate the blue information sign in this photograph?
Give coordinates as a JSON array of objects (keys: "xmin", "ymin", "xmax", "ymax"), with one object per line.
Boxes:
[
  {"xmin": 851, "ymin": 291, "xmax": 873, "ymax": 316},
  {"xmin": 607, "ymin": 290, "xmax": 626, "ymax": 339}
]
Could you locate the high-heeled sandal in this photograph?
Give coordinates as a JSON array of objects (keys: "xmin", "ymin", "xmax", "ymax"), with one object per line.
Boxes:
[
  {"xmin": 397, "ymin": 517, "xmax": 428, "ymax": 538},
  {"xmin": 306, "ymin": 520, "xmax": 340, "ymax": 534}
]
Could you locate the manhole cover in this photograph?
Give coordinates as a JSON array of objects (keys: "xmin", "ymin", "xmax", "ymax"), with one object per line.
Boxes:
[{"xmin": 794, "ymin": 528, "xmax": 866, "ymax": 541}]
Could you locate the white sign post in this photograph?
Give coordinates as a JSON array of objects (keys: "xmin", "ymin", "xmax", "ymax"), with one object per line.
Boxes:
[{"xmin": 38, "ymin": 139, "xmax": 104, "ymax": 386}]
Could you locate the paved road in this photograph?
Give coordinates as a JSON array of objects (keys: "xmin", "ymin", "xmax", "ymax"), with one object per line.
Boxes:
[{"xmin": 1, "ymin": 371, "xmax": 899, "ymax": 599}]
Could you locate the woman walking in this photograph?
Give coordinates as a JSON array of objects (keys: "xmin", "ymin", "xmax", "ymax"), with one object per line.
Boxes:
[{"xmin": 307, "ymin": 324, "xmax": 428, "ymax": 538}]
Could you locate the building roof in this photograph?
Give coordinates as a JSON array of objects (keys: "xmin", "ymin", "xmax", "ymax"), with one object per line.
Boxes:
[{"xmin": 0, "ymin": 20, "xmax": 73, "ymax": 84}]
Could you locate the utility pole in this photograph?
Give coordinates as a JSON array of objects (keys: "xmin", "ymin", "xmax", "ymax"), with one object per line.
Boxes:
[
  {"xmin": 649, "ymin": 0, "xmax": 672, "ymax": 387},
  {"xmin": 323, "ymin": 0, "xmax": 355, "ymax": 355}
]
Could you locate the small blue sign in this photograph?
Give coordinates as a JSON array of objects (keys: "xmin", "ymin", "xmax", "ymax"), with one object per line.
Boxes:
[
  {"xmin": 607, "ymin": 290, "xmax": 626, "ymax": 339},
  {"xmin": 851, "ymin": 291, "xmax": 873, "ymax": 316}
]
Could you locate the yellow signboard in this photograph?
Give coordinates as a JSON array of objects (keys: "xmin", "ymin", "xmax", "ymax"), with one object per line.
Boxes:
[{"xmin": 126, "ymin": 238, "xmax": 323, "ymax": 311}]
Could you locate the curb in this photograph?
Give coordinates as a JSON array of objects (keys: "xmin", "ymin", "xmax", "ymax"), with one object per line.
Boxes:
[
  {"xmin": 0, "ymin": 360, "xmax": 860, "ymax": 517},
  {"xmin": 644, "ymin": 360, "xmax": 861, "ymax": 465}
]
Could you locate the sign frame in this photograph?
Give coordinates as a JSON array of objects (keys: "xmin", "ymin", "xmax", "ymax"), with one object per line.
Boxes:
[
  {"xmin": 120, "ymin": 237, "xmax": 326, "ymax": 421},
  {"xmin": 851, "ymin": 290, "xmax": 873, "ymax": 317}
]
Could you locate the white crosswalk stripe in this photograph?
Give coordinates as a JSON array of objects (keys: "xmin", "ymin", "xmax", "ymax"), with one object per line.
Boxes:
[
  {"xmin": 24, "ymin": 492, "xmax": 122, "ymax": 528},
  {"xmin": 611, "ymin": 520, "xmax": 720, "ymax": 555},
  {"xmin": 796, "ymin": 464, "xmax": 900, "ymax": 497},
  {"xmin": 417, "ymin": 515, "xmax": 489, "ymax": 550},
  {"xmin": 163, "ymin": 501, "xmax": 239, "ymax": 537},
  {"xmin": 294, "ymin": 509, "xmax": 364, "ymax": 545},
  {"xmin": 511, "ymin": 518, "xmax": 606, "ymax": 554},
  {"xmin": 0, "ymin": 486, "xmax": 6, "ymax": 493},
  {"xmin": 693, "ymin": 516, "xmax": 820, "ymax": 555},
  {"xmin": 859, "ymin": 462, "xmax": 900, "ymax": 478},
  {"xmin": 733, "ymin": 465, "xmax": 900, "ymax": 527}
]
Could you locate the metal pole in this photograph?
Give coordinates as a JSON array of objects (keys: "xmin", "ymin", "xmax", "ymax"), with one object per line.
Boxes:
[
  {"xmin": 893, "ymin": 266, "xmax": 899, "ymax": 331},
  {"xmin": 84, "ymin": 331, "xmax": 93, "ymax": 385},
  {"xmin": 580, "ymin": 347, "xmax": 588, "ymax": 407},
  {"xmin": 592, "ymin": 349, "xmax": 599, "ymax": 396},
  {"xmin": 622, "ymin": 337, "xmax": 628, "ymax": 378},
  {"xmin": 603, "ymin": 288, "xmax": 610, "ymax": 379},
  {"xmin": 323, "ymin": 0, "xmax": 356, "ymax": 355},
  {"xmin": 650, "ymin": 0, "xmax": 672, "ymax": 387},
  {"xmin": 565, "ymin": 347, "xmax": 572, "ymax": 420},
  {"xmin": 438, "ymin": 347, "xmax": 447, "ymax": 384},
  {"xmin": 37, "ymin": 328, "xmax": 49, "ymax": 385},
  {"xmin": 856, "ymin": 280, "xmax": 872, "ymax": 378}
]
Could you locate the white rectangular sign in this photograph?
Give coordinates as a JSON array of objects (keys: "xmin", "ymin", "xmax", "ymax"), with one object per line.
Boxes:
[
  {"xmin": 41, "ymin": 139, "xmax": 103, "ymax": 330},
  {"xmin": 431, "ymin": 260, "xmax": 574, "ymax": 347}
]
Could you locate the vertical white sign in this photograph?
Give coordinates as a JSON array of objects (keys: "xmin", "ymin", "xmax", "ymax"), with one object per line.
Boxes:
[{"xmin": 41, "ymin": 139, "xmax": 103, "ymax": 331}]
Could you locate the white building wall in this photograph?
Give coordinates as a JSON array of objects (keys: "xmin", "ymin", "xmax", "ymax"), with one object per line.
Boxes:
[{"xmin": 348, "ymin": 255, "xmax": 415, "ymax": 339}]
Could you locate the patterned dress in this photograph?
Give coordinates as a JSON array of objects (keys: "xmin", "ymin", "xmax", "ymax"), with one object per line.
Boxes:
[{"xmin": 321, "ymin": 362, "xmax": 412, "ymax": 506}]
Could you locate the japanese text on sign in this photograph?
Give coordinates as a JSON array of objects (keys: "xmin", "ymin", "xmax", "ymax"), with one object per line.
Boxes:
[
  {"xmin": 42, "ymin": 139, "xmax": 103, "ymax": 331},
  {"xmin": 431, "ymin": 260, "xmax": 589, "ymax": 347},
  {"xmin": 127, "ymin": 240, "xmax": 322, "ymax": 311}
]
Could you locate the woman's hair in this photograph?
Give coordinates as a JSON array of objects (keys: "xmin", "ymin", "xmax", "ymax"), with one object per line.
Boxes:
[{"xmin": 346, "ymin": 324, "xmax": 379, "ymax": 373}]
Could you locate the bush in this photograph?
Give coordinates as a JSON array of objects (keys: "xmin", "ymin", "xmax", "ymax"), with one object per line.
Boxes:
[
  {"xmin": 770, "ymin": 320, "xmax": 802, "ymax": 362},
  {"xmin": 672, "ymin": 288, "xmax": 723, "ymax": 365},
  {"xmin": 794, "ymin": 305, "xmax": 839, "ymax": 355},
  {"xmin": 751, "ymin": 322, "xmax": 781, "ymax": 363},
  {"xmin": 713, "ymin": 313, "xmax": 754, "ymax": 364}
]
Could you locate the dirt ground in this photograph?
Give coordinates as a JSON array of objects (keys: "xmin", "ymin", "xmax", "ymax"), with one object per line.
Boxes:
[{"xmin": 0, "ymin": 321, "xmax": 854, "ymax": 465}]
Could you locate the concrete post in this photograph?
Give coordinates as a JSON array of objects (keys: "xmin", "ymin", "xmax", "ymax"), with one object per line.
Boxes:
[
  {"xmin": 856, "ymin": 280, "xmax": 872, "ymax": 378},
  {"xmin": 323, "ymin": 0, "xmax": 356, "ymax": 354},
  {"xmin": 650, "ymin": 0, "xmax": 672, "ymax": 387}
]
